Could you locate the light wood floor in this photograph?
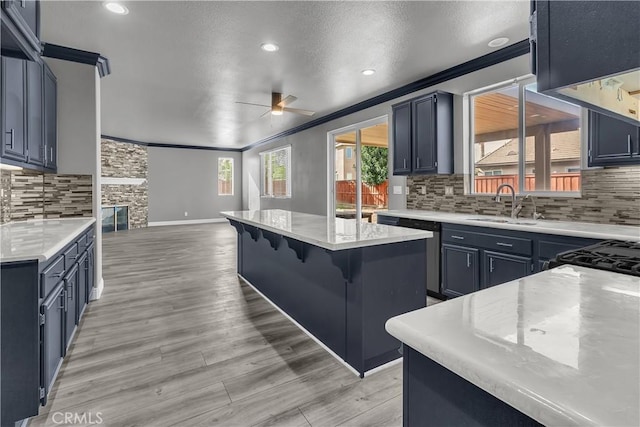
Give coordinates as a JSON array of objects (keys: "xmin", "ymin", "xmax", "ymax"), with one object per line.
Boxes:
[{"xmin": 28, "ymin": 223, "xmax": 439, "ymax": 427}]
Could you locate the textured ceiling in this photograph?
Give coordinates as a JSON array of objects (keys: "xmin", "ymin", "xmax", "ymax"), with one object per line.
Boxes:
[{"xmin": 40, "ymin": 1, "xmax": 530, "ymax": 149}]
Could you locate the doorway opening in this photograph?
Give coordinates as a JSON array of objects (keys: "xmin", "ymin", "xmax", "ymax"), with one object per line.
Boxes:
[{"xmin": 327, "ymin": 116, "xmax": 389, "ymax": 223}]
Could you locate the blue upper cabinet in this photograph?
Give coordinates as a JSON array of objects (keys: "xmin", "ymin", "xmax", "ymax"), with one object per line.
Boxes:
[
  {"xmin": 1, "ymin": 0, "xmax": 41, "ymax": 61},
  {"xmin": 532, "ymin": 0, "xmax": 640, "ymax": 126},
  {"xmin": 1, "ymin": 56, "xmax": 27, "ymax": 162},
  {"xmin": 391, "ymin": 92, "xmax": 453, "ymax": 176}
]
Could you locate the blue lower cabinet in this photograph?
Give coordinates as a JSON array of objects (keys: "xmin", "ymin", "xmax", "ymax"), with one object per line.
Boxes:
[
  {"xmin": 442, "ymin": 244, "xmax": 479, "ymax": 298},
  {"xmin": 482, "ymin": 251, "xmax": 533, "ymax": 289},
  {"xmin": 40, "ymin": 283, "xmax": 65, "ymax": 406}
]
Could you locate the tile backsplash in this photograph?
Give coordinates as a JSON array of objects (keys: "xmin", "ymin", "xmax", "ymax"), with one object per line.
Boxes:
[
  {"xmin": 407, "ymin": 166, "xmax": 640, "ymax": 226},
  {"xmin": 0, "ymin": 169, "xmax": 93, "ymax": 224}
]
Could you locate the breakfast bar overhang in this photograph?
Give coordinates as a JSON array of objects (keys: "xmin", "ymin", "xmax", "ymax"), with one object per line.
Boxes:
[{"xmin": 222, "ymin": 209, "xmax": 432, "ymax": 377}]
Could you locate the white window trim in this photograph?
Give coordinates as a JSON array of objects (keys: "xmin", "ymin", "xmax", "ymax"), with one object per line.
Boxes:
[
  {"xmin": 217, "ymin": 157, "xmax": 234, "ymax": 196},
  {"xmin": 260, "ymin": 145, "xmax": 292, "ymax": 199},
  {"xmin": 465, "ymin": 76, "xmax": 584, "ymax": 198}
]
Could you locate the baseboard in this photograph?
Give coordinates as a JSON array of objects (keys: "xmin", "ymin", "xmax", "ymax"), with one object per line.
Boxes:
[
  {"xmin": 148, "ymin": 218, "xmax": 227, "ymax": 227},
  {"xmin": 90, "ymin": 277, "xmax": 104, "ymax": 300}
]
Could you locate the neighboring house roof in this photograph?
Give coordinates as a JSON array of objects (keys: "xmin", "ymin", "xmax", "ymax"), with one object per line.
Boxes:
[{"xmin": 476, "ymin": 131, "xmax": 580, "ymax": 167}]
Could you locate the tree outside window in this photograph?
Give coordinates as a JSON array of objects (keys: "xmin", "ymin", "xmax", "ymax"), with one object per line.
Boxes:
[{"xmin": 218, "ymin": 158, "xmax": 234, "ymax": 196}]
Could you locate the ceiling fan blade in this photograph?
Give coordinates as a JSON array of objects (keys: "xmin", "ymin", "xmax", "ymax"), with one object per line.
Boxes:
[
  {"xmin": 259, "ymin": 108, "xmax": 272, "ymax": 118},
  {"xmin": 236, "ymin": 101, "xmax": 271, "ymax": 108},
  {"xmin": 283, "ymin": 107, "xmax": 315, "ymax": 116},
  {"xmin": 277, "ymin": 95, "xmax": 297, "ymax": 107}
]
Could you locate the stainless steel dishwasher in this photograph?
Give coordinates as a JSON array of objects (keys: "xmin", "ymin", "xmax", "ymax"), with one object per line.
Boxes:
[{"xmin": 396, "ymin": 218, "xmax": 443, "ymax": 299}]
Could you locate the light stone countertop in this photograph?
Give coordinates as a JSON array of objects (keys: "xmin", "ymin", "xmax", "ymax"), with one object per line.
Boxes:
[
  {"xmin": 381, "ymin": 209, "xmax": 640, "ymax": 241},
  {"xmin": 386, "ymin": 265, "xmax": 640, "ymax": 427},
  {"xmin": 220, "ymin": 209, "xmax": 432, "ymax": 251},
  {"xmin": 1, "ymin": 218, "xmax": 96, "ymax": 263}
]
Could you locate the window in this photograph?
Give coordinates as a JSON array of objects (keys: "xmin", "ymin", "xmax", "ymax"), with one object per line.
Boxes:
[
  {"xmin": 218, "ymin": 158, "xmax": 234, "ymax": 196},
  {"xmin": 261, "ymin": 146, "xmax": 291, "ymax": 198},
  {"xmin": 345, "ymin": 147, "xmax": 353, "ymax": 159},
  {"xmin": 469, "ymin": 78, "xmax": 583, "ymax": 195}
]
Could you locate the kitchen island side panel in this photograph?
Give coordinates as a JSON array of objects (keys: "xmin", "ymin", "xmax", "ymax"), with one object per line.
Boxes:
[
  {"xmin": 403, "ymin": 346, "xmax": 542, "ymax": 427},
  {"xmin": 239, "ymin": 227, "xmax": 348, "ymax": 359}
]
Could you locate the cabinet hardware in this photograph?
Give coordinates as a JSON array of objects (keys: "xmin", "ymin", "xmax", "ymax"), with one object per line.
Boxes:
[
  {"xmin": 434, "ymin": 161, "xmax": 438, "ymax": 168},
  {"xmin": 50, "ymin": 147, "xmax": 53, "ymax": 162},
  {"xmin": 52, "ymin": 272, "xmax": 64, "ymax": 278},
  {"xmin": 39, "ymin": 313, "xmax": 45, "ymax": 326},
  {"xmin": 496, "ymin": 242, "xmax": 513, "ymax": 248},
  {"xmin": 466, "ymin": 253, "xmax": 471, "ymax": 268},
  {"xmin": 490, "ymin": 258, "xmax": 495, "ymax": 273},
  {"xmin": 21, "ymin": 0, "xmax": 27, "ymax": 7},
  {"xmin": 39, "ymin": 387, "xmax": 45, "ymax": 400},
  {"xmin": 416, "ymin": 157, "xmax": 420, "ymax": 168},
  {"xmin": 403, "ymin": 158, "xmax": 407, "ymax": 169},
  {"xmin": 6, "ymin": 129, "xmax": 15, "ymax": 148},
  {"xmin": 451, "ymin": 235, "xmax": 464, "ymax": 240},
  {"xmin": 628, "ymin": 135, "xmax": 632, "ymax": 156},
  {"xmin": 59, "ymin": 292, "xmax": 65, "ymax": 310}
]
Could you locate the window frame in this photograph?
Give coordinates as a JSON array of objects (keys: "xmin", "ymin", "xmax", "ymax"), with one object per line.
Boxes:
[
  {"xmin": 466, "ymin": 76, "xmax": 584, "ymax": 198},
  {"xmin": 260, "ymin": 145, "xmax": 292, "ymax": 199},
  {"xmin": 217, "ymin": 157, "xmax": 234, "ymax": 196}
]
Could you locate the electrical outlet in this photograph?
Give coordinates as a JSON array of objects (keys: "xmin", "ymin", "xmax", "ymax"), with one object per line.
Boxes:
[
  {"xmin": 444, "ymin": 186, "xmax": 454, "ymax": 196},
  {"xmin": 393, "ymin": 185, "xmax": 403, "ymax": 195},
  {"xmin": 420, "ymin": 185, "xmax": 427, "ymax": 195},
  {"xmin": 184, "ymin": 211, "xmax": 188, "ymax": 217},
  {"xmin": 405, "ymin": 186, "xmax": 410, "ymax": 195}
]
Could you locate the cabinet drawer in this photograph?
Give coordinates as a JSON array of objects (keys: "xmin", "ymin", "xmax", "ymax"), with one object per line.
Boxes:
[
  {"xmin": 477, "ymin": 233, "xmax": 532, "ymax": 257},
  {"xmin": 442, "ymin": 229, "xmax": 480, "ymax": 246},
  {"xmin": 63, "ymin": 243, "xmax": 79, "ymax": 269},
  {"xmin": 41, "ymin": 255, "xmax": 65, "ymax": 298}
]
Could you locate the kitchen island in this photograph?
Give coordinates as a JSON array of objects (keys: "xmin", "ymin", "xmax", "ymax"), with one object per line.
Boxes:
[
  {"xmin": 386, "ymin": 265, "xmax": 640, "ymax": 427},
  {"xmin": 221, "ymin": 209, "xmax": 432, "ymax": 376}
]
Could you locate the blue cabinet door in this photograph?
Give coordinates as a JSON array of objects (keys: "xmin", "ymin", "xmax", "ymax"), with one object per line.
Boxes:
[
  {"xmin": 64, "ymin": 265, "xmax": 78, "ymax": 352},
  {"xmin": 392, "ymin": 102, "xmax": 412, "ymax": 175},
  {"xmin": 482, "ymin": 251, "xmax": 532, "ymax": 288},
  {"xmin": 41, "ymin": 283, "xmax": 64, "ymax": 405},
  {"xmin": 442, "ymin": 244, "xmax": 479, "ymax": 298},
  {"xmin": 26, "ymin": 60, "xmax": 43, "ymax": 166},
  {"xmin": 1, "ymin": 56, "xmax": 27, "ymax": 161},
  {"xmin": 77, "ymin": 253, "xmax": 88, "ymax": 321},
  {"xmin": 43, "ymin": 62, "xmax": 57, "ymax": 170},
  {"xmin": 412, "ymin": 95, "xmax": 436, "ymax": 173}
]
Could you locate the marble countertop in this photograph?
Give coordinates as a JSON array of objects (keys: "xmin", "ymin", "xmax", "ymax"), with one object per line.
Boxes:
[
  {"xmin": 1, "ymin": 218, "xmax": 96, "ymax": 263},
  {"xmin": 220, "ymin": 209, "xmax": 432, "ymax": 251},
  {"xmin": 386, "ymin": 265, "xmax": 640, "ymax": 427},
  {"xmin": 380, "ymin": 209, "xmax": 640, "ymax": 241}
]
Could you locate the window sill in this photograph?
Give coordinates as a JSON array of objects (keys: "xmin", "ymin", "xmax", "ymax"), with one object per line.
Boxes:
[{"xmin": 260, "ymin": 195, "xmax": 292, "ymax": 199}]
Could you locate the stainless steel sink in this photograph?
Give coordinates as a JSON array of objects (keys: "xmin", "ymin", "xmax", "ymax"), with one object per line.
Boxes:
[{"xmin": 469, "ymin": 218, "xmax": 537, "ymax": 226}]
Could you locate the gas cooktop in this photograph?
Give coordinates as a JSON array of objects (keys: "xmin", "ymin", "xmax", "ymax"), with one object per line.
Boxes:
[{"xmin": 549, "ymin": 240, "xmax": 640, "ymax": 277}]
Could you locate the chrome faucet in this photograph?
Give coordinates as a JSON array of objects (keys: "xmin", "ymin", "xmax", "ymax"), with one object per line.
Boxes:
[
  {"xmin": 495, "ymin": 184, "xmax": 518, "ymax": 219},
  {"xmin": 519, "ymin": 194, "xmax": 544, "ymax": 220}
]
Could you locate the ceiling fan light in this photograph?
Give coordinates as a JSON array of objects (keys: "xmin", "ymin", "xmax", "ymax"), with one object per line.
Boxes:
[
  {"xmin": 103, "ymin": 2, "xmax": 129, "ymax": 15},
  {"xmin": 261, "ymin": 43, "xmax": 279, "ymax": 52},
  {"xmin": 271, "ymin": 108, "xmax": 283, "ymax": 116}
]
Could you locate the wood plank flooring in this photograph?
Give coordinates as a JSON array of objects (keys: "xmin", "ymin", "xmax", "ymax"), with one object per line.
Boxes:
[{"xmin": 28, "ymin": 223, "xmax": 428, "ymax": 427}]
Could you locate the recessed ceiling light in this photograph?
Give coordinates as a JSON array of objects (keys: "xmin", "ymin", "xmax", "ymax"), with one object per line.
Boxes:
[
  {"xmin": 488, "ymin": 37, "xmax": 509, "ymax": 48},
  {"xmin": 261, "ymin": 43, "xmax": 279, "ymax": 52},
  {"xmin": 103, "ymin": 2, "xmax": 129, "ymax": 15},
  {"xmin": 361, "ymin": 69, "xmax": 376, "ymax": 76}
]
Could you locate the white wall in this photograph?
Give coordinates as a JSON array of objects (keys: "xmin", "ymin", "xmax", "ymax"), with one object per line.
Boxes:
[
  {"xmin": 45, "ymin": 58, "xmax": 104, "ymax": 299},
  {"xmin": 242, "ymin": 55, "xmax": 531, "ymax": 214},
  {"xmin": 147, "ymin": 147, "xmax": 243, "ymax": 223}
]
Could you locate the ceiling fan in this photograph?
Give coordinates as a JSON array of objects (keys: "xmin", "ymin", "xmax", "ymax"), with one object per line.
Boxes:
[{"xmin": 236, "ymin": 92, "xmax": 315, "ymax": 117}]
